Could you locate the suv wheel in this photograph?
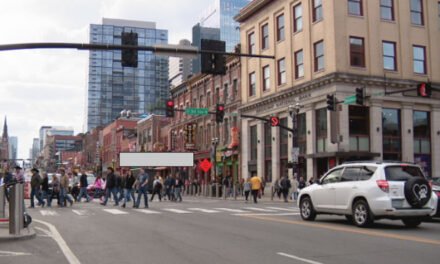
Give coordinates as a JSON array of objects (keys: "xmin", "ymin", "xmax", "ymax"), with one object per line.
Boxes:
[
  {"xmin": 352, "ymin": 200, "xmax": 373, "ymax": 227},
  {"xmin": 300, "ymin": 197, "xmax": 316, "ymax": 221},
  {"xmin": 402, "ymin": 218, "xmax": 422, "ymax": 228}
]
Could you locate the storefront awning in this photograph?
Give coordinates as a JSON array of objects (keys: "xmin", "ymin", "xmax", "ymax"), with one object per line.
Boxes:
[{"xmin": 305, "ymin": 151, "xmax": 381, "ymax": 159}]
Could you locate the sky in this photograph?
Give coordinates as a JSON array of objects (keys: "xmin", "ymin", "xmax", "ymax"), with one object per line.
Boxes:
[{"xmin": 0, "ymin": 0, "xmax": 209, "ymax": 159}]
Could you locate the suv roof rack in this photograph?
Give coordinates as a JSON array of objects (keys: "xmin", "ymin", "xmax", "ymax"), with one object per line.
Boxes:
[{"xmin": 342, "ymin": 160, "xmax": 416, "ymax": 165}]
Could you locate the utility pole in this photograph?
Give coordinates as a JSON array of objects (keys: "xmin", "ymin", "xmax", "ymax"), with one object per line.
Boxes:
[{"xmin": 289, "ymin": 103, "xmax": 301, "ymax": 180}]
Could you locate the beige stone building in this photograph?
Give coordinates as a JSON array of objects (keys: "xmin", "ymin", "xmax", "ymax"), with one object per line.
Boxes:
[{"xmin": 236, "ymin": 0, "xmax": 440, "ymax": 183}]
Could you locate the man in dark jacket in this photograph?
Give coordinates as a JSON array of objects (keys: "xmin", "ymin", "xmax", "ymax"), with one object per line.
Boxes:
[
  {"xmin": 174, "ymin": 174, "xmax": 184, "ymax": 202},
  {"xmin": 101, "ymin": 167, "xmax": 119, "ymax": 206},
  {"xmin": 121, "ymin": 171, "xmax": 136, "ymax": 208},
  {"xmin": 77, "ymin": 171, "xmax": 91, "ymax": 202},
  {"xmin": 30, "ymin": 168, "xmax": 45, "ymax": 208},
  {"xmin": 280, "ymin": 176, "xmax": 291, "ymax": 202},
  {"xmin": 135, "ymin": 168, "xmax": 150, "ymax": 208}
]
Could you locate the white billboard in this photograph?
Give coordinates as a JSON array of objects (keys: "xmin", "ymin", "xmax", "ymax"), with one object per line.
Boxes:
[{"xmin": 120, "ymin": 152, "xmax": 194, "ymax": 167}]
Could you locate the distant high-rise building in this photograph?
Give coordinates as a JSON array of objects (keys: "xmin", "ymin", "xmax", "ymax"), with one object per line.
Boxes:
[
  {"xmin": 0, "ymin": 117, "xmax": 9, "ymax": 161},
  {"xmin": 39, "ymin": 126, "xmax": 52, "ymax": 152},
  {"xmin": 200, "ymin": 0, "xmax": 251, "ymax": 52},
  {"xmin": 8, "ymin": 136, "xmax": 17, "ymax": 160},
  {"xmin": 192, "ymin": 24, "xmax": 221, "ymax": 74},
  {"xmin": 39, "ymin": 126, "xmax": 74, "ymax": 154},
  {"xmin": 31, "ymin": 138, "xmax": 39, "ymax": 162},
  {"xmin": 86, "ymin": 18, "xmax": 169, "ymax": 131},
  {"xmin": 169, "ymin": 39, "xmax": 193, "ymax": 88}
]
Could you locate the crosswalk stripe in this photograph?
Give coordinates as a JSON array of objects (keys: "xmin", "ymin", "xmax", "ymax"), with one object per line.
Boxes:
[
  {"xmin": 103, "ymin": 209, "xmax": 128, "ymax": 215},
  {"xmin": 214, "ymin": 208, "xmax": 250, "ymax": 213},
  {"xmin": 243, "ymin": 207, "xmax": 276, "ymax": 212},
  {"xmin": 40, "ymin": 210, "xmax": 59, "ymax": 216},
  {"xmin": 162, "ymin": 208, "xmax": 192, "ymax": 214},
  {"xmin": 72, "ymin": 210, "xmax": 89, "ymax": 216},
  {"xmin": 188, "ymin": 208, "xmax": 220, "ymax": 213},
  {"xmin": 266, "ymin": 207, "xmax": 298, "ymax": 212},
  {"xmin": 136, "ymin": 209, "xmax": 161, "ymax": 214}
]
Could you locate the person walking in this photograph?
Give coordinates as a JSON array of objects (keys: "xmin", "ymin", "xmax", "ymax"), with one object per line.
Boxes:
[
  {"xmin": 115, "ymin": 170, "xmax": 124, "ymax": 203},
  {"xmin": 298, "ymin": 176, "xmax": 306, "ymax": 190},
  {"xmin": 250, "ymin": 173, "xmax": 262, "ymax": 204},
  {"xmin": 77, "ymin": 170, "xmax": 91, "ymax": 202},
  {"xmin": 93, "ymin": 175, "xmax": 105, "ymax": 200},
  {"xmin": 273, "ymin": 178, "xmax": 281, "ymax": 200},
  {"xmin": 41, "ymin": 173, "xmax": 50, "ymax": 206},
  {"xmin": 174, "ymin": 174, "xmax": 184, "ymax": 202},
  {"xmin": 150, "ymin": 175, "xmax": 163, "ymax": 202},
  {"xmin": 121, "ymin": 171, "xmax": 136, "ymax": 208},
  {"xmin": 60, "ymin": 169, "xmax": 73, "ymax": 207},
  {"xmin": 135, "ymin": 168, "xmax": 150, "ymax": 208},
  {"xmin": 50, "ymin": 174, "xmax": 60, "ymax": 207},
  {"xmin": 29, "ymin": 168, "xmax": 45, "ymax": 208},
  {"xmin": 101, "ymin": 167, "xmax": 119, "ymax": 206},
  {"xmin": 291, "ymin": 176, "xmax": 299, "ymax": 201},
  {"xmin": 243, "ymin": 178, "xmax": 251, "ymax": 202},
  {"xmin": 164, "ymin": 175, "xmax": 175, "ymax": 201},
  {"xmin": 280, "ymin": 176, "xmax": 291, "ymax": 202}
]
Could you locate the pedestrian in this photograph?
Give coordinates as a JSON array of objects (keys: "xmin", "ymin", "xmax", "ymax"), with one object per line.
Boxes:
[
  {"xmin": 121, "ymin": 170, "xmax": 136, "ymax": 208},
  {"xmin": 243, "ymin": 178, "xmax": 251, "ymax": 202},
  {"xmin": 101, "ymin": 167, "xmax": 119, "ymax": 206},
  {"xmin": 250, "ymin": 173, "xmax": 262, "ymax": 204},
  {"xmin": 150, "ymin": 174, "xmax": 163, "ymax": 202},
  {"xmin": 280, "ymin": 176, "xmax": 291, "ymax": 202},
  {"xmin": 29, "ymin": 168, "xmax": 45, "ymax": 208},
  {"xmin": 174, "ymin": 174, "xmax": 184, "ymax": 202},
  {"xmin": 164, "ymin": 174, "xmax": 175, "ymax": 201},
  {"xmin": 50, "ymin": 174, "xmax": 61, "ymax": 207},
  {"xmin": 60, "ymin": 169, "xmax": 73, "ymax": 207},
  {"xmin": 13, "ymin": 165, "xmax": 24, "ymax": 183},
  {"xmin": 308, "ymin": 177, "xmax": 315, "ymax": 186},
  {"xmin": 115, "ymin": 170, "xmax": 124, "ymax": 203},
  {"xmin": 298, "ymin": 176, "xmax": 306, "ymax": 190},
  {"xmin": 77, "ymin": 170, "xmax": 91, "ymax": 202},
  {"xmin": 93, "ymin": 175, "xmax": 105, "ymax": 199},
  {"xmin": 273, "ymin": 178, "xmax": 281, "ymax": 199},
  {"xmin": 41, "ymin": 172, "xmax": 50, "ymax": 206},
  {"xmin": 3, "ymin": 166, "xmax": 13, "ymax": 201},
  {"xmin": 291, "ymin": 176, "xmax": 299, "ymax": 201},
  {"xmin": 71, "ymin": 171, "xmax": 80, "ymax": 201},
  {"xmin": 134, "ymin": 168, "xmax": 150, "ymax": 208}
]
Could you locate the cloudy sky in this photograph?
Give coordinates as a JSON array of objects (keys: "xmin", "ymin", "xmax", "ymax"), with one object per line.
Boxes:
[{"xmin": 0, "ymin": 0, "xmax": 209, "ymax": 159}]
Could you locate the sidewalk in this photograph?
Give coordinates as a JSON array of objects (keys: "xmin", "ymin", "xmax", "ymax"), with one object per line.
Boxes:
[{"xmin": 0, "ymin": 222, "xmax": 36, "ymax": 241}]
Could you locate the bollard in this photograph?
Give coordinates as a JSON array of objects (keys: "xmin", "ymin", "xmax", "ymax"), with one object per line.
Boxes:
[
  {"xmin": 9, "ymin": 183, "xmax": 24, "ymax": 235},
  {"xmin": 0, "ymin": 186, "xmax": 5, "ymax": 218}
]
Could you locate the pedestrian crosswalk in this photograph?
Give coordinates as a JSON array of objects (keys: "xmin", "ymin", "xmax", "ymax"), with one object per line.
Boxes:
[{"xmin": 37, "ymin": 206, "xmax": 299, "ymax": 217}]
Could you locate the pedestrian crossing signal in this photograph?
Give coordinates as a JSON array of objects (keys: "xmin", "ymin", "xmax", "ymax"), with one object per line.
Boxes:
[
  {"xmin": 417, "ymin": 82, "xmax": 431, "ymax": 98},
  {"xmin": 326, "ymin": 94, "xmax": 335, "ymax": 111}
]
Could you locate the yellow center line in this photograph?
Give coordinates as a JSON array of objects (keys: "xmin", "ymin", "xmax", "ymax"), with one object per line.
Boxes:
[{"xmin": 241, "ymin": 215, "xmax": 440, "ymax": 246}]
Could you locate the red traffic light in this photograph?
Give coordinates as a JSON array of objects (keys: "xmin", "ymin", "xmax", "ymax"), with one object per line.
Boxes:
[
  {"xmin": 417, "ymin": 82, "xmax": 431, "ymax": 97},
  {"xmin": 217, "ymin": 105, "xmax": 224, "ymax": 111},
  {"xmin": 270, "ymin": 116, "xmax": 280, "ymax": 127},
  {"xmin": 167, "ymin": 100, "xmax": 174, "ymax": 107}
]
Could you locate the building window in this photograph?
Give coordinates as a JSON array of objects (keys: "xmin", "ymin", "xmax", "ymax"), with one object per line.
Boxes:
[
  {"xmin": 314, "ymin": 40, "xmax": 324, "ymax": 72},
  {"xmin": 250, "ymin": 125, "xmax": 258, "ymax": 161},
  {"xmin": 411, "ymin": 0, "xmax": 424, "ymax": 25},
  {"xmin": 276, "ymin": 14, "xmax": 285, "ymax": 41},
  {"xmin": 249, "ymin": 72, "xmax": 256, "ymax": 96},
  {"xmin": 349, "ymin": 106, "xmax": 370, "ymax": 152},
  {"xmin": 380, "ymin": 0, "xmax": 394, "ymax": 21},
  {"xmin": 316, "ymin": 108, "xmax": 327, "ymax": 152},
  {"xmin": 277, "ymin": 58, "xmax": 286, "ymax": 85},
  {"xmin": 262, "ymin": 65, "xmax": 270, "ymax": 91},
  {"xmin": 348, "ymin": 0, "xmax": 363, "ymax": 16},
  {"xmin": 233, "ymin": 79, "xmax": 238, "ymax": 100},
  {"xmin": 382, "ymin": 109, "xmax": 401, "ymax": 161},
  {"xmin": 350, "ymin": 37, "xmax": 365, "ymax": 67},
  {"xmin": 248, "ymin": 32, "xmax": 255, "ymax": 54},
  {"xmin": 312, "ymin": 0, "xmax": 323, "ymax": 22},
  {"xmin": 295, "ymin": 49, "xmax": 304, "ymax": 79},
  {"xmin": 261, "ymin": 24, "xmax": 269, "ymax": 50},
  {"xmin": 383, "ymin": 41, "xmax": 397, "ymax": 71},
  {"xmin": 413, "ymin": 111, "xmax": 431, "ymax": 177},
  {"xmin": 224, "ymin": 84, "xmax": 229, "ymax": 104},
  {"xmin": 413, "ymin": 45, "xmax": 426, "ymax": 74},
  {"xmin": 293, "ymin": 4, "xmax": 303, "ymax": 32}
]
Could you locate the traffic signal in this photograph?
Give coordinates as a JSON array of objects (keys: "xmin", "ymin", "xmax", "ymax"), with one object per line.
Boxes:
[
  {"xmin": 121, "ymin": 32, "xmax": 138, "ymax": 67},
  {"xmin": 326, "ymin": 94, "xmax": 335, "ymax": 111},
  {"xmin": 417, "ymin": 82, "xmax": 432, "ymax": 98},
  {"xmin": 201, "ymin": 39, "xmax": 226, "ymax": 75},
  {"xmin": 216, "ymin": 104, "xmax": 225, "ymax": 123},
  {"xmin": 355, "ymin": 87, "xmax": 364, "ymax": 105},
  {"xmin": 165, "ymin": 100, "xmax": 175, "ymax": 117},
  {"xmin": 270, "ymin": 116, "xmax": 280, "ymax": 127}
]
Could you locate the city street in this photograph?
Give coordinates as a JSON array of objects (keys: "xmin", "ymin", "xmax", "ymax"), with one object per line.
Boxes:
[{"xmin": 1, "ymin": 197, "xmax": 439, "ymax": 264}]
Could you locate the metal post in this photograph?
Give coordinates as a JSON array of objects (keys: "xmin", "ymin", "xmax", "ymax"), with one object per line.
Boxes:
[
  {"xmin": 9, "ymin": 183, "xmax": 24, "ymax": 235},
  {"xmin": 289, "ymin": 104, "xmax": 301, "ymax": 181},
  {"xmin": 0, "ymin": 186, "xmax": 5, "ymax": 218}
]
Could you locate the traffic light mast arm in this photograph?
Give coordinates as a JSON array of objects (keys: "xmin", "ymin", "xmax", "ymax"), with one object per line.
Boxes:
[{"xmin": 0, "ymin": 42, "xmax": 275, "ymax": 60}]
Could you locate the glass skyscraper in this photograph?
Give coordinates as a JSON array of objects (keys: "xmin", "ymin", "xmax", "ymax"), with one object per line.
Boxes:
[
  {"xmin": 192, "ymin": 24, "xmax": 221, "ymax": 74},
  {"xmin": 87, "ymin": 18, "xmax": 169, "ymax": 131},
  {"xmin": 200, "ymin": 0, "xmax": 251, "ymax": 52}
]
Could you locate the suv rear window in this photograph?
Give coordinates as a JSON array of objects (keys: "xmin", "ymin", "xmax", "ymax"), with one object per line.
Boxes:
[{"xmin": 385, "ymin": 165, "xmax": 424, "ymax": 181}]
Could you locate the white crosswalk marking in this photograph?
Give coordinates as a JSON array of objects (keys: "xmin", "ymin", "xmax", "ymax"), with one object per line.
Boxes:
[
  {"xmin": 136, "ymin": 209, "xmax": 161, "ymax": 214},
  {"xmin": 72, "ymin": 210, "xmax": 89, "ymax": 216},
  {"xmin": 40, "ymin": 210, "xmax": 59, "ymax": 216},
  {"xmin": 103, "ymin": 209, "xmax": 128, "ymax": 215},
  {"xmin": 266, "ymin": 207, "xmax": 298, "ymax": 212},
  {"xmin": 214, "ymin": 208, "xmax": 250, "ymax": 213},
  {"xmin": 243, "ymin": 207, "xmax": 276, "ymax": 212},
  {"xmin": 162, "ymin": 208, "xmax": 192, "ymax": 214},
  {"xmin": 188, "ymin": 208, "xmax": 220, "ymax": 213}
]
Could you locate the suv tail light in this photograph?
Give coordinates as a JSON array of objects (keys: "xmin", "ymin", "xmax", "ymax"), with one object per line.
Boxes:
[{"xmin": 376, "ymin": 180, "xmax": 389, "ymax": 193}]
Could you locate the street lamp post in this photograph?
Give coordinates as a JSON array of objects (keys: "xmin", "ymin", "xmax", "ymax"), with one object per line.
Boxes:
[
  {"xmin": 211, "ymin": 137, "xmax": 219, "ymax": 197},
  {"xmin": 289, "ymin": 104, "xmax": 301, "ymax": 180}
]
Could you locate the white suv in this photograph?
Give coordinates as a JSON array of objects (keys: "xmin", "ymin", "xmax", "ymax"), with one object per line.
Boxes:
[{"xmin": 298, "ymin": 161, "xmax": 438, "ymax": 228}]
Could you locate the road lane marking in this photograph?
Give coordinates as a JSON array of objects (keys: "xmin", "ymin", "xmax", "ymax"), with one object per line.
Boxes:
[
  {"xmin": 234, "ymin": 213, "xmax": 300, "ymax": 216},
  {"xmin": 0, "ymin": 251, "xmax": 32, "ymax": 257},
  {"xmin": 72, "ymin": 210, "xmax": 89, "ymax": 216},
  {"xmin": 277, "ymin": 252, "xmax": 324, "ymax": 264},
  {"xmin": 103, "ymin": 209, "xmax": 128, "ymax": 215},
  {"xmin": 241, "ymin": 215, "xmax": 440, "ymax": 246},
  {"xmin": 34, "ymin": 226, "xmax": 52, "ymax": 237},
  {"xmin": 40, "ymin": 210, "xmax": 59, "ymax": 216},
  {"xmin": 33, "ymin": 219, "xmax": 80, "ymax": 264},
  {"xmin": 137, "ymin": 209, "xmax": 162, "ymax": 214},
  {"xmin": 188, "ymin": 208, "xmax": 220, "ymax": 213},
  {"xmin": 266, "ymin": 207, "xmax": 299, "ymax": 212},
  {"xmin": 243, "ymin": 207, "xmax": 277, "ymax": 212},
  {"xmin": 162, "ymin": 208, "xmax": 192, "ymax": 214},
  {"xmin": 214, "ymin": 208, "xmax": 250, "ymax": 213}
]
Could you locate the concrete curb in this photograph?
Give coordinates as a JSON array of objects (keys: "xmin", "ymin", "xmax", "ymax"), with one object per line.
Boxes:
[{"xmin": 0, "ymin": 225, "xmax": 36, "ymax": 241}]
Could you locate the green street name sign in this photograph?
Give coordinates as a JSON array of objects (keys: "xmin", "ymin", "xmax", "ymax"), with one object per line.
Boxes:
[
  {"xmin": 344, "ymin": 95, "xmax": 356, "ymax": 104},
  {"xmin": 185, "ymin": 108, "xmax": 209, "ymax": 115}
]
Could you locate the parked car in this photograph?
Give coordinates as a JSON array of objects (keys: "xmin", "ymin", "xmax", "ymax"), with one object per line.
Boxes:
[
  {"xmin": 298, "ymin": 161, "xmax": 438, "ymax": 228},
  {"xmin": 431, "ymin": 177, "xmax": 440, "ymax": 217}
]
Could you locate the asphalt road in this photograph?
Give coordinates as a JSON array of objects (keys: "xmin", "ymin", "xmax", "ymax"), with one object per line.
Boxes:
[{"xmin": 1, "ymin": 196, "xmax": 439, "ymax": 264}]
